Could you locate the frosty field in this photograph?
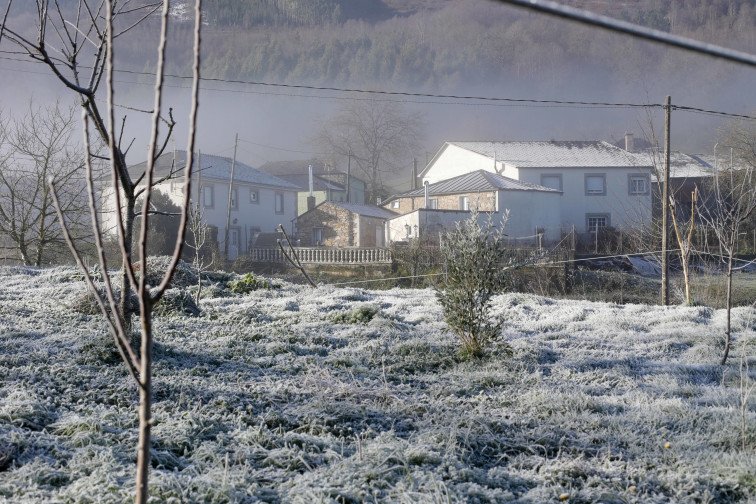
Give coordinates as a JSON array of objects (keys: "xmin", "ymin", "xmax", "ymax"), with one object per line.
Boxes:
[{"xmin": 0, "ymin": 265, "xmax": 755, "ymax": 503}]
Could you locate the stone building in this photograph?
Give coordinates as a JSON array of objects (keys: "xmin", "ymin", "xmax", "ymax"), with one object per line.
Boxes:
[{"xmin": 294, "ymin": 201, "xmax": 397, "ymax": 248}]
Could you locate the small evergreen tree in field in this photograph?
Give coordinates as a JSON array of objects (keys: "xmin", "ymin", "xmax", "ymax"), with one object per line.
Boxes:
[{"xmin": 437, "ymin": 211, "xmax": 509, "ymax": 357}]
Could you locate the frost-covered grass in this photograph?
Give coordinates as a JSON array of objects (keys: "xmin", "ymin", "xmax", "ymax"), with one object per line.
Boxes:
[{"xmin": 0, "ymin": 265, "xmax": 755, "ymax": 503}]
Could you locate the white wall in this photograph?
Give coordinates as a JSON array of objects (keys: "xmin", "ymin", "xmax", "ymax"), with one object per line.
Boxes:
[
  {"xmin": 422, "ymin": 144, "xmax": 504, "ymax": 184},
  {"xmin": 517, "ymin": 167, "xmax": 652, "ymax": 232},
  {"xmin": 497, "ymin": 190, "xmax": 562, "ymax": 243}
]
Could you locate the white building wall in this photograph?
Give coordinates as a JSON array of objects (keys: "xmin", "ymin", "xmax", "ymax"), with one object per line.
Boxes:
[
  {"xmin": 497, "ymin": 190, "xmax": 561, "ymax": 243},
  {"xmin": 517, "ymin": 167, "xmax": 652, "ymax": 232},
  {"xmin": 422, "ymin": 144, "xmax": 504, "ymax": 184}
]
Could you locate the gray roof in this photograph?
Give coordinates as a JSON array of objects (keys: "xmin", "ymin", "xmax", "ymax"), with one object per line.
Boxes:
[
  {"xmin": 391, "ymin": 170, "xmax": 560, "ymax": 200},
  {"xmin": 129, "ymin": 150, "xmax": 301, "ymax": 190},
  {"xmin": 328, "ymin": 201, "xmax": 398, "ymax": 219},
  {"xmin": 646, "ymin": 151, "xmax": 715, "ymax": 180},
  {"xmin": 437, "ymin": 140, "xmax": 651, "ymax": 169}
]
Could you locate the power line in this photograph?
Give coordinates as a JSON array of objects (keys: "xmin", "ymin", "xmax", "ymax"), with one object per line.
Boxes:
[{"xmin": 2, "ymin": 49, "xmax": 756, "ymax": 121}]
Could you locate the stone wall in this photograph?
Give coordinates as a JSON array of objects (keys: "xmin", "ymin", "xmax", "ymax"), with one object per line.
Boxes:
[{"xmin": 295, "ymin": 203, "xmax": 355, "ymax": 247}]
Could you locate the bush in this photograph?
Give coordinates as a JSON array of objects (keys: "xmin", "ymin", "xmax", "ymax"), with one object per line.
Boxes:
[
  {"xmin": 436, "ymin": 211, "xmax": 510, "ymax": 357},
  {"xmin": 153, "ymin": 289, "xmax": 200, "ymax": 317},
  {"xmin": 327, "ymin": 304, "xmax": 380, "ymax": 325},
  {"xmin": 228, "ymin": 273, "xmax": 271, "ymax": 294}
]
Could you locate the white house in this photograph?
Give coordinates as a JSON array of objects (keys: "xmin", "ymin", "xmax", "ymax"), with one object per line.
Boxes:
[
  {"xmin": 420, "ymin": 141, "xmax": 654, "ymax": 234},
  {"xmin": 103, "ymin": 150, "xmax": 300, "ymax": 259},
  {"xmin": 384, "ymin": 170, "xmax": 562, "ymax": 244}
]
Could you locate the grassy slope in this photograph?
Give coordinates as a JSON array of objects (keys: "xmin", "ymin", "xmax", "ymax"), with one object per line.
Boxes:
[{"xmin": 0, "ymin": 266, "xmax": 754, "ymax": 503}]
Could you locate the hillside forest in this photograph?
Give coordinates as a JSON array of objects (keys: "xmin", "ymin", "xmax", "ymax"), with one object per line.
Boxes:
[{"xmin": 117, "ymin": 0, "xmax": 756, "ymax": 97}]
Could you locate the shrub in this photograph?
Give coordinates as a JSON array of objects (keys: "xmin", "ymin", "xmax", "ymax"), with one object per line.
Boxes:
[
  {"xmin": 228, "ymin": 273, "xmax": 271, "ymax": 294},
  {"xmin": 153, "ymin": 289, "xmax": 200, "ymax": 317},
  {"xmin": 327, "ymin": 304, "xmax": 380, "ymax": 325},
  {"xmin": 436, "ymin": 211, "xmax": 510, "ymax": 357}
]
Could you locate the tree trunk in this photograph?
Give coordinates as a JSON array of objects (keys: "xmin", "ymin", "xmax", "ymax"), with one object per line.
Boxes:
[
  {"xmin": 721, "ymin": 252, "xmax": 734, "ymax": 365},
  {"xmin": 135, "ymin": 304, "xmax": 153, "ymax": 504},
  {"xmin": 121, "ymin": 197, "xmax": 136, "ymax": 328},
  {"xmin": 681, "ymin": 250, "xmax": 691, "ymax": 305}
]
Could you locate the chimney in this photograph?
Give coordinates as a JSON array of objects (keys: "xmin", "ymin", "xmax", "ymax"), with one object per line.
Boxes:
[
  {"xmin": 424, "ymin": 180, "xmax": 430, "ymax": 208},
  {"xmin": 376, "ymin": 197, "xmax": 382, "ymax": 205},
  {"xmin": 411, "ymin": 158, "xmax": 418, "ymax": 190},
  {"xmin": 346, "ymin": 157, "xmax": 351, "ymax": 203},
  {"xmin": 308, "ymin": 164, "xmax": 314, "ymax": 196},
  {"xmin": 625, "ymin": 132, "xmax": 634, "ymax": 152}
]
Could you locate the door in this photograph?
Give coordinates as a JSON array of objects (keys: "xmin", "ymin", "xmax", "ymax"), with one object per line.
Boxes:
[{"xmin": 228, "ymin": 228, "xmax": 239, "ymax": 260}]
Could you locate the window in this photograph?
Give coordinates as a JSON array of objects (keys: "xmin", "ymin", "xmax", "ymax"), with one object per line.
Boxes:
[
  {"xmin": 391, "ymin": 201, "xmax": 400, "ymax": 209},
  {"xmin": 230, "ymin": 187, "xmax": 238, "ymax": 210},
  {"xmin": 586, "ymin": 214, "xmax": 610, "ymax": 233},
  {"xmin": 459, "ymin": 196, "xmax": 470, "ymax": 210},
  {"xmin": 428, "ymin": 198, "xmax": 438, "ymax": 209},
  {"xmin": 540, "ymin": 174, "xmax": 563, "ymax": 191},
  {"xmin": 585, "ymin": 174, "xmax": 606, "ymax": 195},
  {"xmin": 628, "ymin": 174, "xmax": 649, "ymax": 195},
  {"xmin": 275, "ymin": 193, "xmax": 284, "ymax": 214},
  {"xmin": 312, "ymin": 227, "xmax": 323, "ymax": 245},
  {"xmin": 202, "ymin": 185, "xmax": 214, "ymax": 208},
  {"xmin": 249, "ymin": 189, "xmax": 259, "ymax": 203}
]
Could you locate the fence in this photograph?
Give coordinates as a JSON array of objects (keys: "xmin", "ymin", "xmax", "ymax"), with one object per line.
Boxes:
[{"xmin": 250, "ymin": 247, "xmax": 393, "ymax": 264}]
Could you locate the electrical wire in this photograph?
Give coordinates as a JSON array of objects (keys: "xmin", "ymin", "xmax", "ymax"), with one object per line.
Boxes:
[{"xmin": 2, "ymin": 54, "xmax": 756, "ymax": 121}]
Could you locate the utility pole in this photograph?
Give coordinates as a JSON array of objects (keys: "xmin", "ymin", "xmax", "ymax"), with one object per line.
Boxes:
[
  {"xmin": 346, "ymin": 149, "xmax": 351, "ymax": 203},
  {"xmin": 224, "ymin": 133, "xmax": 238, "ymax": 259},
  {"xmin": 196, "ymin": 150, "xmax": 201, "ymax": 203},
  {"xmin": 661, "ymin": 96, "xmax": 671, "ymax": 306}
]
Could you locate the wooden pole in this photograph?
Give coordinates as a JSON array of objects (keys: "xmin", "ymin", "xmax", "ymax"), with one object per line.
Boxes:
[
  {"xmin": 661, "ymin": 96, "xmax": 671, "ymax": 306},
  {"xmin": 224, "ymin": 133, "xmax": 238, "ymax": 258}
]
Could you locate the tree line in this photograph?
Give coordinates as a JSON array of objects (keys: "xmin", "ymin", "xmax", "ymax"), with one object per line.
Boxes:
[{"xmin": 125, "ymin": 0, "xmax": 756, "ymax": 93}]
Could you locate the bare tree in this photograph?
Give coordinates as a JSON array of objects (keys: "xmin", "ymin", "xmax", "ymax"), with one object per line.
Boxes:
[
  {"xmin": 0, "ymin": 0, "xmax": 179, "ymax": 323},
  {"xmin": 186, "ymin": 202, "xmax": 213, "ymax": 305},
  {"xmin": 0, "ymin": 101, "xmax": 88, "ymax": 266},
  {"xmin": 7, "ymin": 0, "xmax": 205, "ymax": 502},
  {"xmin": 314, "ymin": 99, "xmax": 423, "ymax": 202},
  {"xmin": 670, "ymin": 187, "xmax": 698, "ymax": 305},
  {"xmin": 701, "ymin": 122, "xmax": 756, "ymax": 365}
]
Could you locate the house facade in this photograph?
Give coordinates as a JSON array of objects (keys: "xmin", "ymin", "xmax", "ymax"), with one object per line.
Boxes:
[
  {"xmin": 104, "ymin": 150, "xmax": 300, "ymax": 259},
  {"xmin": 420, "ymin": 141, "xmax": 654, "ymax": 234},
  {"xmin": 384, "ymin": 170, "xmax": 562, "ymax": 243},
  {"xmin": 295, "ymin": 201, "xmax": 397, "ymax": 248}
]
